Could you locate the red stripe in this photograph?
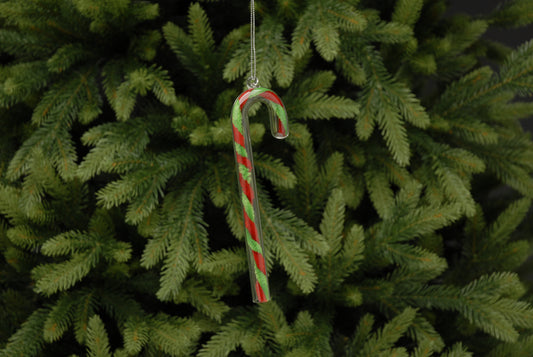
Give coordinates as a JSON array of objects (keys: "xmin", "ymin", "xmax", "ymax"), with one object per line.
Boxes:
[
  {"xmin": 244, "ymin": 210, "xmax": 267, "ymax": 275},
  {"xmin": 236, "ymin": 152, "xmax": 254, "ymax": 202},
  {"xmin": 232, "ymin": 124, "xmax": 246, "ymax": 147},
  {"xmin": 255, "ymin": 281, "xmax": 267, "ymax": 302},
  {"xmin": 239, "ymin": 89, "xmax": 252, "ymax": 110},
  {"xmin": 236, "ymin": 152, "xmax": 252, "ymax": 169},
  {"xmin": 238, "ymin": 173, "xmax": 254, "ymax": 203},
  {"xmin": 253, "ymin": 251, "xmax": 267, "ymax": 275},
  {"xmin": 277, "ymin": 118, "xmax": 286, "ymax": 136},
  {"xmin": 244, "ymin": 209, "xmax": 259, "ymax": 243},
  {"xmin": 259, "ymin": 91, "xmax": 283, "ymax": 106},
  {"xmin": 238, "ymin": 89, "xmax": 252, "ymax": 102}
]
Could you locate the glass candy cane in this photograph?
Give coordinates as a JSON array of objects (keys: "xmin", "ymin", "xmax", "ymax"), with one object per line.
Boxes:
[{"xmin": 231, "ymin": 87, "xmax": 288, "ymax": 303}]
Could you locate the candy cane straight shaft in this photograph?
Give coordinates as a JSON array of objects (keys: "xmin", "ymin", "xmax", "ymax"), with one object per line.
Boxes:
[{"xmin": 231, "ymin": 87, "xmax": 288, "ymax": 303}]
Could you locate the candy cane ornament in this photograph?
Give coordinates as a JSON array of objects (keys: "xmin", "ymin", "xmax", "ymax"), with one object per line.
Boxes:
[{"xmin": 232, "ymin": 87, "xmax": 289, "ymax": 303}]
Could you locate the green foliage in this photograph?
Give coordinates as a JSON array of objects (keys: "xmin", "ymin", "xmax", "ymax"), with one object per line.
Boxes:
[
  {"xmin": 86, "ymin": 315, "xmax": 112, "ymax": 357},
  {"xmin": 292, "ymin": 0, "xmax": 367, "ymax": 61},
  {"xmin": 347, "ymin": 307, "xmax": 417, "ymax": 356},
  {"xmin": 0, "ymin": 0, "xmax": 532, "ymax": 356},
  {"xmin": 0, "ymin": 309, "xmax": 47, "ymax": 357},
  {"xmin": 165, "ymin": 3, "xmax": 247, "ymax": 86},
  {"xmin": 283, "ymin": 71, "xmax": 360, "ymax": 120},
  {"xmin": 225, "ymin": 17, "xmax": 294, "ymax": 88},
  {"xmin": 490, "ymin": 0, "xmax": 533, "ymax": 28}
]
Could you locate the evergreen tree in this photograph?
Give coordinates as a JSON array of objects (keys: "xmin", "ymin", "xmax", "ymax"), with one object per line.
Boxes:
[{"xmin": 0, "ymin": 0, "xmax": 532, "ymax": 356}]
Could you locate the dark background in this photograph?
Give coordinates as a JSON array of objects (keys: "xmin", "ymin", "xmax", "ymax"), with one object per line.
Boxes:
[
  {"xmin": 453, "ymin": 1, "xmax": 533, "ymax": 281},
  {"xmin": 448, "ymin": 0, "xmax": 533, "ymax": 133}
]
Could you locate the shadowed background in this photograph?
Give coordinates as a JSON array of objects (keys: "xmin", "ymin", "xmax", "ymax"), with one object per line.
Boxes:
[{"xmin": 449, "ymin": 0, "xmax": 533, "ymax": 132}]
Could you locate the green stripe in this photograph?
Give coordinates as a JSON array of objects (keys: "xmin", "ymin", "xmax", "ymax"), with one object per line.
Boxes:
[
  {"xmin": 250, "ymin": 87, "xmax": 268, "ymax": 97},
  {"xmin": 246, "ymin": 231, "xmax": 263, "ymax": 254},
  {"xmin": 242, "ymin": 192, "xmax": 255, "ymax": 221},
  {"xmin": 254, "ymin": 265, "xmax": 270, "ymax": 299},
  {"xmin": 235, "ymin": 143, "xmax": 247, "ymax": 158},
  {"xmin": 239, "ymin": 164, "xmax": 251, "ymax": 182},
  {"xmin": 272, "ymin": 102, "xmax": 288, "ymax": 130},
  {"xmin": 232, "ymin": 100, "xmax": 243, "ymax": 133}
]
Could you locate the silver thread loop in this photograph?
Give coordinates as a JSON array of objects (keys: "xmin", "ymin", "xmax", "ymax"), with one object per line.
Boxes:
[{"xmin": 247, "ymin": 0, "xmax": 258, "ymax": 89}]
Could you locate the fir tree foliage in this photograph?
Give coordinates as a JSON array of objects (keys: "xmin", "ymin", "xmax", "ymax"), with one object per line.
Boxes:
[{"xmin": 0, "ymin": 0, "xmax": 533, "ymax": 356}]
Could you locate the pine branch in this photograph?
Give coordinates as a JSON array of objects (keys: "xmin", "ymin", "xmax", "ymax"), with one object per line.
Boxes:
[
  {"xmin": 147, "ymin": 315, "xmax": 201, "ymax": 356},
  {"xmin": 188, "ymin": 3, "xmax": 215, "ymax": 57},
  {"xmin": 364, "ymin": 21, "xmax": 414, "ymax": 44},
  {"xmin": 0, "ymin": 61, "xmax": 50, "ymax": 107},
  {"xmin": 47, "ymin": 43, "xmax": 92, "ymax": 73},
  {"xmin": 225, "ymin": 18, "xmax": 294, "ymax": 87},
  {"xmin": 414, "ymin": 136, "xmax": 485, "ymax": 215},
  {"xmin": 0, "ymin": 29, "xmax": 52, "ymax": 57},
  {"xmin": 260, "ymin": 203, "xmax": 319, "ymax": 293},
  {"xmin": 32, "ymin": 250, "xmax": 99, "ymax": 296},
  {"xmin": 73, "ymin": 289, "xmax": 98, "ymax": 344},
  {"xmin": 490, "ymin": 0, "xmax": 533, "ymax": 28},
  {"xmin": 347, "ymin": 314, "xmax": 375, "ymax": 354},
  {"xmin": 285, "ymin": 91, "xmax": 360, "ymax": 120},
  {"xmin": 397, "ymin": 273, "xmax": 533, "ymax": 342},
  {"xmin": 381, "ymin": 244, "xmax": 448, "ymax": 274},
  {"xmin": 129, "ymin": 30, "xmax": 162, "ymax": 62},
  {"xmin": 365, "ymin": 167, "xmax": 395, "ymax": 219},
  {"xmin": 408, "ymin": 316, "xmax": 446, "ymax": 353},
  {"xmin": 280, "ymin": 208, "xmax": 330, "ymax": 256},
  {"xmin": 78, "ymin": 118, "xmax": 160, "ymax": 179},
  {"xmin": 279, "ymin": 125, "xmax": 320, "ymax": 219},
  {"xmin": 86, "ymin": 315, "xmax": 112, "ymax": 357},
  {"xmin": 198, "ymin": 311, "xmax": 263, "ymax": 357},
  {"xmin": 292, "ymin": 0, "xmax": 366, "ymax": 60},
  {"xmin": 6, "ymin": 66, "xmax": 102, "ymax": 181},
  {"xmin": 152, "ymin": 176, "xmax": 208, "ymax": 301},
  {"xmin": 258, "ymin": 301, "xmax": 290, "ymax": 341},
  {"xmin": 283, "ymin": 311, "xmax": 333, "ymax": 356},
  {"xmin": 341, "ymin": 224, "xmax": 365, "ymax": 272},
  {"xmin": 43, "ymin": 293, "xmax": 77, "ymax": 342},
  {"xmin": 92, "ymin": 148, "xmax": 198, "ymax": 224},
  {"xmin": 319, "ymin": 189, "xmax": 345, "ymax": 254},
  {"xmin": 352, "ymin": 43, "xmax": 429, "ymax": 165},
  {"xmin": 6, "ymin": 225, "xmax": 47, "ymax": 250},
  {"xmin": 455, "ymin": 201, "xmax": 531, "ymax": 279},
  {"xmin": 437, "ymin": 40, "xmax": 533, "ymax": 118},
  {"xmin": 392, "ymin": 0, "xmax": 424, "ymax": 27},
  {"xmin": 441, "ymin": 343, "xmax": 472, "ymax": 357},
  {"xmin": 487, "ymin": 334, "xmax": 533, "ymax": 357},
  {"xmin": 335, "ymin": 48, "xmax": 366, "ymax": 85},
  {"xmin": 338, "ymin": 167, "xmax": 365, "ymax": 209},
  {"xmin": 110, "ymin": 64, "xmax": 176, "ymax": 121},
  {"xmin": 470, "ymin": 135, "xmax": 533, "ymax": 197},
  {"xmin": 318, "ymin": 221, "xmax": 365, "ymax": 298},
  {"xmin": 356, "ymin": 308, "xmax": 417, "ymax": 357},
  {"xmin": 199, "ymin": 248, "xmax": 248, "ymax": 276},
  {"xmin": 0, "ymin": 308, "xmax": 47, "ymax": 357},
  {"xmin": 164, "ymin": 2, "xmax": 244, "ymax": 85},
  {"xmin": 174, "ymin": 280, "xmax": 230, "ymax": 323},
  {"xmin": 98, "ymin": 288, "xmax": 144, "ymax": 325},
  {"xmin": 123, "ymin": 316, "xmax": 150, "ymax": 355},
  {"xmin": 254, "ymin": 153, "xmax": 297, "ymax": 189},
  {"xmin": 33, "ymin": 213, "xmax": 132, "ymax": 296}
]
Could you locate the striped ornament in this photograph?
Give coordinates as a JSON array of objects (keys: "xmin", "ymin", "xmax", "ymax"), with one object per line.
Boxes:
[{"xmin": 231, "ymin": 87, "xmax": 288, "ymax": 303}]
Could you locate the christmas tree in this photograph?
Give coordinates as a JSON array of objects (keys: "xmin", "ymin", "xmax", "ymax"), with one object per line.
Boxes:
[{"xmin": 1, "ymin": 0, "xmax": 533, "ymax": 355}]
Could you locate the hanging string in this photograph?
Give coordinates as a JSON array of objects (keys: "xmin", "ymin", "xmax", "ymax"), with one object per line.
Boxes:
[{"xmin": 247, "ymin": 0, "xmax": 259, "ymax": 88}]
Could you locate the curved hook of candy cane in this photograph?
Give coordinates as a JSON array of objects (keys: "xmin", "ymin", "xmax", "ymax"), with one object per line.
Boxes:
[{"xmin": 231, "ymin": 87, "xmax": 289, "ymax": 303}]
